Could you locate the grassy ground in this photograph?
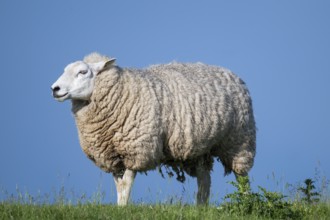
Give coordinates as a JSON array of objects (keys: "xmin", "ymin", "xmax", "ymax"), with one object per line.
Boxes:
[
  {"xmin": 1, "ymin": 176, "xmax": 329, "ymax": 219},
  {"xmin": 1, "ymin": 202, "xmax": 330, "ymax": 220}
]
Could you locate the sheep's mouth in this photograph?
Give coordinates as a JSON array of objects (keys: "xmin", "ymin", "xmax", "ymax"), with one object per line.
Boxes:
[
  {"xmin": 54, "ymin": 92, "xmax": 68, "ymax": 98},
  {"xmin": 53, "ymin": 92, "xmax": 69, "ymax": 101}
]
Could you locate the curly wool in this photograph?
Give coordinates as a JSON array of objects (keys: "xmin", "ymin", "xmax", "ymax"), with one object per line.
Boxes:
[{"xmin": 72, "ymin": 53, "xmax": 256, "ymax": 176}]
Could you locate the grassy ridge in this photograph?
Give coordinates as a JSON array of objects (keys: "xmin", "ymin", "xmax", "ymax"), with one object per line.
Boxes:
[
  {"xmin": 1, "ymin": 203, "xmax": 330, "ymax": 220},
  {"xmin": 0, "ymin": 204, "xmax": 222, "ymax": 220},
  {"xmin": 1, "ymin": 176, "xmax": 329, "ymax": 219}
]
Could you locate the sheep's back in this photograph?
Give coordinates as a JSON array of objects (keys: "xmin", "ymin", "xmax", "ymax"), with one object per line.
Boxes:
[{"xmin": 147, "ymin": 62, "xmax": 254, "ymax": 161}]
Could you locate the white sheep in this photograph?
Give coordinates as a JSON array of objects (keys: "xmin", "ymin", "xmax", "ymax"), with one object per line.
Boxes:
[{"xmin": 51, "ymin": 52, "xmax": 256, "ymax": 205}]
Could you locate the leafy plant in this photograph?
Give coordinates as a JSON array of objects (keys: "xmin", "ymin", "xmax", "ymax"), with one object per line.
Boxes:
[
  {"xmin": 298, "ymin": 178, "xmax": 321, "ymax": 204},
  {"xmin": 221, "ymin": 176, "xmax": 303, "ymax": 219}
]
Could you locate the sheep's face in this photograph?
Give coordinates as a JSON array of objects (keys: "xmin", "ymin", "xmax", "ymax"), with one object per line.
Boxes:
[{"xmin": 51, "ymin": 59, "xmax": 115, "ymax": 102}]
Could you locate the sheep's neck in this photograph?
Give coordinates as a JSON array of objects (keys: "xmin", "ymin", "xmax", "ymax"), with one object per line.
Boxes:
[{"xmin": 71, "ymin": 100, "xmax": 90, "ymax": 114}]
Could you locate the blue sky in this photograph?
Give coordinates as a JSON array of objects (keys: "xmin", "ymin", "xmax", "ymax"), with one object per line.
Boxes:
[{"xmin": 1, "ymin": 1, "xmax": 329, "ymax": 204}]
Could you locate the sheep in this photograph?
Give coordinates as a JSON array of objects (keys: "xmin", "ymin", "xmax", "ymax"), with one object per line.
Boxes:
[{"xmin": 51, "ymin": 52, "xmax": 256, "ymax": 205}]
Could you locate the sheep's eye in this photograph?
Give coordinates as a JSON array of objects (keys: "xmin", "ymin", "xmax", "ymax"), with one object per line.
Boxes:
[{"xmin": 78, "ymin": 70, "xmax": 88, "ymax": 75}]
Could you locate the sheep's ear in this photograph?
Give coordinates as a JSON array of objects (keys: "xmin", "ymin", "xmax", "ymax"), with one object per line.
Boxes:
[{"xmin": 91, "ymin": 58, "xmax": 116, "ymax": 74}]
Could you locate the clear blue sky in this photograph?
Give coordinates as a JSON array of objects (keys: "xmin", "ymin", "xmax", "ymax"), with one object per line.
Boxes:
[{"xmin": 1, "ymin": 0, "xmax": 329, "ymax": 204}]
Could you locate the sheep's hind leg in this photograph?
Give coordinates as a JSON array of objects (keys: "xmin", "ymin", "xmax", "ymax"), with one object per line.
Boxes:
[
  {"xmin": 196, "ymin": 160, "xmax": 211, "ymax": 205},
  {"xmin": 113, "ymin": 169, "xmax": 136, "ymax": 206}
]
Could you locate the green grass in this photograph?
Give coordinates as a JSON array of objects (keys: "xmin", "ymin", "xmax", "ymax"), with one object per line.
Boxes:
[
  {"xmin": 1, "ymin": 175, "xmax": 330, "ymax": 219},
  {"xmin": 0, "ymin": 204, "xmax": 230, "ymax": 220},
  {"xmin": 1, "ymin": 202, "xmax": 330, "ymax": 220}
]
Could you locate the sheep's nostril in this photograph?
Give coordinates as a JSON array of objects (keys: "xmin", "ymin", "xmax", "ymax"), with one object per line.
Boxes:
[
  {"xmin": 52, "ymin": 86, "xmax": 60, "ymax": 92},
  {"xmin": 52, "ymin": 86, "xmax": 61, "ymax": 98}
]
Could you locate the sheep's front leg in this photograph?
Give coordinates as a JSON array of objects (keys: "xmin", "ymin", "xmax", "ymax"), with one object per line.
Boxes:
[
  {"xmin": 113, "ymin": 169, "xmax": 136, "ymax": 206},
  {"xmin": 196, "ymin": 161, "xmax": 211, "ymax": 205}
]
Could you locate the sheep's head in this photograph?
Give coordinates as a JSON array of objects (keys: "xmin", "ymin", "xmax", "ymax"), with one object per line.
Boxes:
[{"xmin": 51, "ymin": 58, "xmax": 115, "ymax": 102}]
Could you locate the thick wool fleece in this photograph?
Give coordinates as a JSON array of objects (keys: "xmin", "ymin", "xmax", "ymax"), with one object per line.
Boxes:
[{"xmin": 72, "ymin": 53, "xmax": 256, "ymax": 176}]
